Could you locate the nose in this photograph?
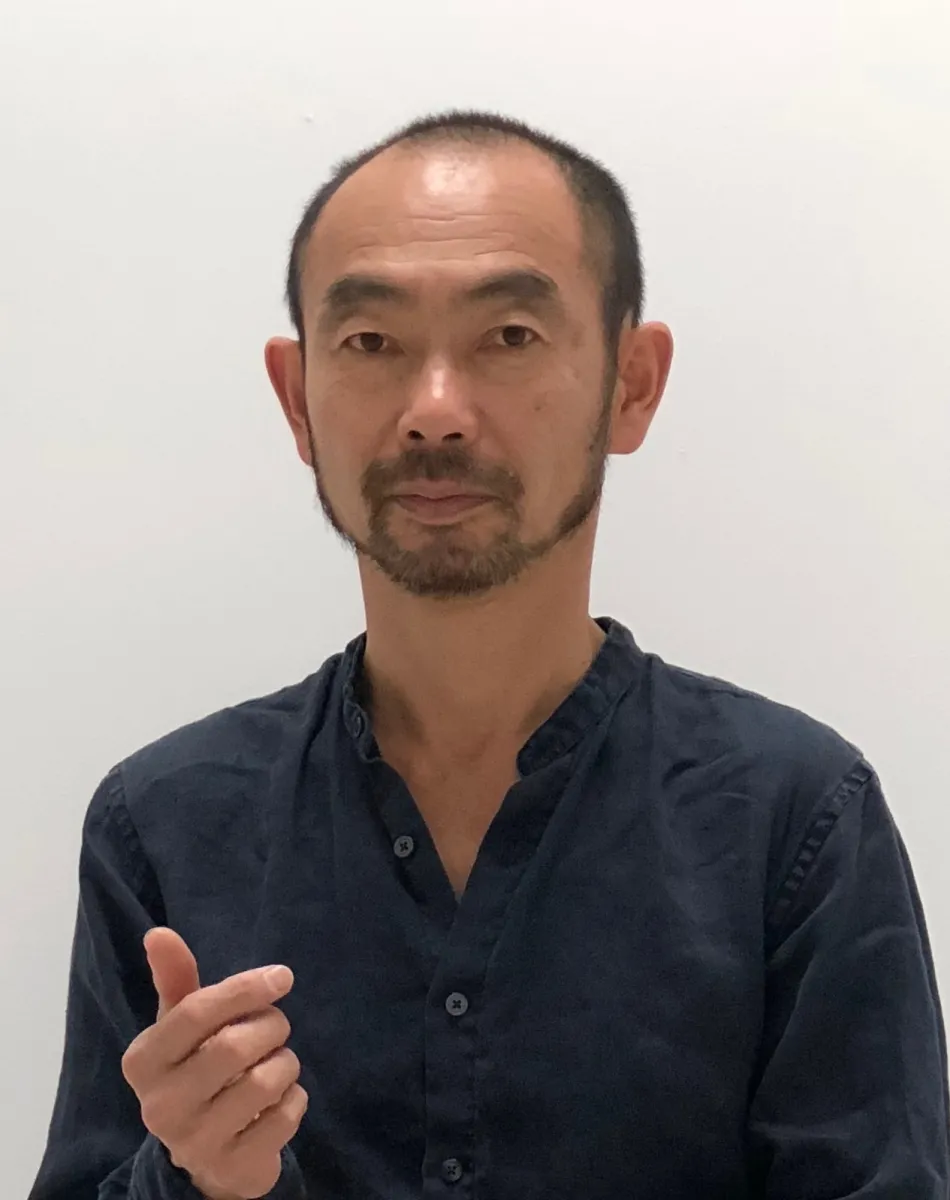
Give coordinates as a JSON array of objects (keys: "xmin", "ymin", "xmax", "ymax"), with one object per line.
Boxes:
[{"xmin": 396, "ymin": 357, "xmax": 478, "ymax": 445}]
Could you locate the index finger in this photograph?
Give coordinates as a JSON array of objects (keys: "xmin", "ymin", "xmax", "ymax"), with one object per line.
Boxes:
[{"xmin": 145, "ymin": 965, "xmax": 293, "ymax": 1070}]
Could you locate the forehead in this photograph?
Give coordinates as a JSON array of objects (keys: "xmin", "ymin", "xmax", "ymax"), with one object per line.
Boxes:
[{"xmin": 300, "ymin": 141, "xmax": 595, "ymax": 304}]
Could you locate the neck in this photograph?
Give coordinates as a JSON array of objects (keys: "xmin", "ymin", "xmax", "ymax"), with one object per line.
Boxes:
[{"xmin": 357, "ymin": 557, "xmax": 605, "ymax": 767}]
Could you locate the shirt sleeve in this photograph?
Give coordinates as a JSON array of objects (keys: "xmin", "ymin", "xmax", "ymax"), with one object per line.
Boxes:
[
  {"xmin": 27, "ymin": 767, "xmax": 307, "ymax": 1200},
  {"xmin": 746, "ymin": 762, "xmax": 950, "ymax": 1197}
]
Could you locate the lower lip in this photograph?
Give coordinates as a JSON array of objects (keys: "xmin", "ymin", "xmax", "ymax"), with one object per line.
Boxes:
[{"xmin": 395, "ymin": 495, "xmax": 490, "ymax": 520}]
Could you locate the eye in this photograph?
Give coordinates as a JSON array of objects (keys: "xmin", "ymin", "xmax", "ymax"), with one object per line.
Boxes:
[
  {"xmin": 490, "ymin": 325, "xmax": 539, "ymax": 349},
  {"xmin": 342, "ymin": 332, "xmax": 390, "ymax": 354}
]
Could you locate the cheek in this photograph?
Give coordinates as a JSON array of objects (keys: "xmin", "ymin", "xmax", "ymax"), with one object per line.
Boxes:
[
  {"xmin": 309, "ymin": 399, "xmax": 390, "ymax": 510},
  {"xmin": 308, "ymin": 385, "xmax": 364, "ymax": 456},
  {"xmin": 550, "ymin": 409, "xmax": 603, "ymax": 493}
]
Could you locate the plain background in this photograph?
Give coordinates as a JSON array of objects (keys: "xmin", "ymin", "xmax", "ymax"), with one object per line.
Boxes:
[{"xmin": 3, "ymin": 0, "xmax": 949, "ymax": 1187}]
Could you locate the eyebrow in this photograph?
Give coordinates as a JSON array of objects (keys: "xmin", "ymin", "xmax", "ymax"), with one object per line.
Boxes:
[{"xmin": 315, "ymin": 268, "xmax": 566, "ymax": 334}]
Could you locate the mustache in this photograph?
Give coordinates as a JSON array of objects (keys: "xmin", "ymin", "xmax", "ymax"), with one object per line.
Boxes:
[{"xmin": 362, "ymin": 447, "xmax": 522, "ymax": 504}]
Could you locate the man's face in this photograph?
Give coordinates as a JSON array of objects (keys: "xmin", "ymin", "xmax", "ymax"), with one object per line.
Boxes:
[{"xmin": 293, "ymin": 141, "xmax": 621, "ymax": 601}]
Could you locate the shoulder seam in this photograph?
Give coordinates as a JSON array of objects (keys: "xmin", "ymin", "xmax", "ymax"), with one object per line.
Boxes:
[
  {"xmin": 97, "ymin": 763, "xmax": 166, "ymax": 919},
  {"xmin": 764, "ymin": 759, "xmax": 873, "ymax": 938}
]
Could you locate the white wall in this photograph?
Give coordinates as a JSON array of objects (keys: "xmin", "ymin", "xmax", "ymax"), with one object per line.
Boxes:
[{"xmin": 3, "ymin": 0, "xmax": 948, "ymax": 1188}]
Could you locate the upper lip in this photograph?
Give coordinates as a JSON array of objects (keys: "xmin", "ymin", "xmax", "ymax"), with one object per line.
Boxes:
[{"xmin": 392, "ymin": 484, "xmax": 490, "ymax": 500}]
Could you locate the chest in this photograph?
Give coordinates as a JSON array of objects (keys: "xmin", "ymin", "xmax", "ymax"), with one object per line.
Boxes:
[
  {"xmin": 399, "ymin": 760, "xmax": 521, "ymax": 897},
  {"xmin": 267, "ymin": 790, "xmax": 763, "ymax": 1200}
]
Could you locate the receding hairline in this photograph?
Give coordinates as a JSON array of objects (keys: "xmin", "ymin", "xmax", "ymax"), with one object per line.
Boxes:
[
  {"xmin": 295, "ymin": 131, "xmax": 613, "ymax": 312},
  {"xmin": 285, "ymin": 112, "xmax": 644, "ymax": 354}
]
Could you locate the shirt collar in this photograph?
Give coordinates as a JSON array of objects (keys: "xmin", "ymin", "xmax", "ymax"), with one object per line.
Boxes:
[{"xmin": 339, "ymin": 615, "xmax": 644, "ymax": 774}]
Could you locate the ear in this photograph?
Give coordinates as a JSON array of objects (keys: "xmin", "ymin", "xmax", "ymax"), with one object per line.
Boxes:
[
  {"xmin": 608, "ymin": 321, "xmax": 674, "ymax": 456},
  {"xmin": 264, "ymin": 336, "xmax": 313, "ymax": 466}
]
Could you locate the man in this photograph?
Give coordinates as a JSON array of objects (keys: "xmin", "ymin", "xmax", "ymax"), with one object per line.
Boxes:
[{"xmin": 30, "ymin": 111, "xmax": 949, "ymax": 1199}]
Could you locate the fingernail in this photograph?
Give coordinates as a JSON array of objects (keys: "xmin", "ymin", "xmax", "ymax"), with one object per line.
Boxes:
[{"xmin": 264, "ymin": 965, "xmax": 293, "ymax": 992}]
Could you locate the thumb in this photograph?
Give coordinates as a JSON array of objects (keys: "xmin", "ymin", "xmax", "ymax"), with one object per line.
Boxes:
[{"xmin": 144, "ymin": 926, "xmax": 201, "ymax": 1021}]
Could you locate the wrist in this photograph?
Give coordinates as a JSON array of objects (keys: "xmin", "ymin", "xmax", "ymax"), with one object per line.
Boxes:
[{"xmin": 190, "ymin": 1177, "xmax": 245, "ymax": 1200}]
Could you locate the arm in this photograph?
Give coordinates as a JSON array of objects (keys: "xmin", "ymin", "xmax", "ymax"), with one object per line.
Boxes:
[
  {"xmin": 747, "ymin": 762, "xmax": 950, "ymax": 1197},
  {"xmin": 28, "ymin": 767, "xmax": 306, "ymax": 1200}
]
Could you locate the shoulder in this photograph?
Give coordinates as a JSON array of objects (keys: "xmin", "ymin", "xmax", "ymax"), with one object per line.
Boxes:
[
  {"xmin": 636, "ymin": 652, "xmax": 874, "ymax": 903},
  {"xmin": 646, "ymin": 654, "xmax": 864, "ymax": 783},
  {"xmin": 97, "ymin": 651, "xmax": 345, "ymax": 830}
]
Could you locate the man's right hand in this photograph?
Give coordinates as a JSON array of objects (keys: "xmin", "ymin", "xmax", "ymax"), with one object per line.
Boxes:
[{"xmin": 120, "ymin": 927, "xmax": 308, "ymax": 1200}]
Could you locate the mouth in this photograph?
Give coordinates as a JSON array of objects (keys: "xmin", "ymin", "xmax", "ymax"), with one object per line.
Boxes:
[{"xmin": 393, "ymin": 494, "xmax": 492, "ymax": 521}]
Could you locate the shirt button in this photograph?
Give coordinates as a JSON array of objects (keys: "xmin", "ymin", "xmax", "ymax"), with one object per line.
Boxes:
[
  {"xmin": 393, "ymin": 835, "xmax": 415, "ymax": 859},
  {"xmin": 440, "ymin": 1157, "xmax": 464, "ymax": 1183},
  {"xmin": 445, "ymin": 991, "xmax": 469, "ymax": 1017}
]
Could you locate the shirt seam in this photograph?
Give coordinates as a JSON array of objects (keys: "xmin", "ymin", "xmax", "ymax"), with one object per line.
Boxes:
[
  {"xmin": 764, "ymin": 758, "xmax": 873, "ymax": 939},
  {"xmin": 99, "ymin": 763, "xmax": 166, "ymax": 919}
]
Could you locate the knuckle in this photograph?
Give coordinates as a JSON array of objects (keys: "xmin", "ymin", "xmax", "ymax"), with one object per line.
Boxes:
[
  {"xmin": 290, "ymin": 1083, "xmax": 309, "ymax": 1117},
  {"xmin": 178, "ymin": 988, "xmax": 206, "ymax": 1020},
  {"xmin": 209, "ymin": 1030, "xmax": 251, "ymax": 1080},
  {"xmin": 216, "ymin": 1020, "xmax": 248, "ymax": 1058},
  {"xmin": 249, "ymin": 1048, "xmax": 298, "ymax": 1102},
  {"xmin": 120, "ymin": 1043, "xmax": 140, "ymax": 1082},
  {"xmin": 284, "ymin": 1085, "xmax": 308, "ymax": 1133},
  {"xmin": 281, "ymin": 1048, "xmax": 301, "ymax": 1081},
  {"xmin": 138, "ymin": 1093, "xmax": 167, "ymax": 1137}
]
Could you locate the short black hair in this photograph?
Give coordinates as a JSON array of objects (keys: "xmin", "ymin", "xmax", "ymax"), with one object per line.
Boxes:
[{"xmin": 284, "ymin": 110, "xmax": 645, "ymax": 354}]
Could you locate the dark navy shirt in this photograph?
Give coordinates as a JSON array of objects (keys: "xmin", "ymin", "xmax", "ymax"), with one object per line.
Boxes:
[{"xmin": 30, "ymin": 617, "xmax": 950, "ymax": 1198}]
